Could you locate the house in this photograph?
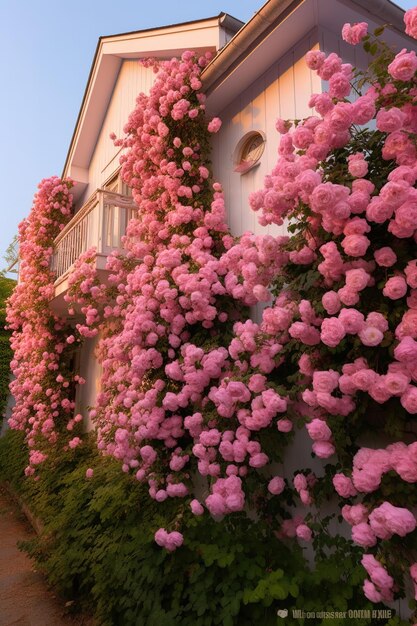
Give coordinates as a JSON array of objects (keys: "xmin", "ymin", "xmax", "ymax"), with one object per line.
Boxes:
[{"xmin": 46, "ymin": 0, "xmax": 413, "ymax": 429}]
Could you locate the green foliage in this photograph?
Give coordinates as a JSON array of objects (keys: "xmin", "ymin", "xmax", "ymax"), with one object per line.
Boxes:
[
  {"xmin": 0, "ymin": 430, "xmax": 407, "ymax": 626},
  {"xmin": 1, "ymin": 234, "xmax": 18, "ymax": 275}
]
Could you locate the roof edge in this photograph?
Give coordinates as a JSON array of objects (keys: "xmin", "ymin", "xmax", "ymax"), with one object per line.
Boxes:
[
  {"xmin": 201, "ymin": 0, "xmax": 301, "ymax": 94},
  {"xmin": 62, "ymin": 12, "xmax": 243, "ymax": 182},
  {"xmin": 97, "ymin": 13, "xmax": 243, "ymax": 42}
]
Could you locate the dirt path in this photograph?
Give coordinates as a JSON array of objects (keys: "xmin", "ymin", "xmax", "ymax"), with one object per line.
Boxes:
[{"xmin": 0, "ymin": 486, "xmax": 89, "ymax": 626}]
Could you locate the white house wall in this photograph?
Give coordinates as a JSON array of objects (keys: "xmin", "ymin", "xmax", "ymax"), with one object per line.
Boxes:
[
  {"xmin": 210, "ymin": 31, "xmax": 321, "ymax": 239},
  {"xmin": 81, "ymin": 60, "xmax": 155, "ymax": 204},
  {"xmin": 77, "ymin": 335, "xmax": 102, "ymax": 432}
]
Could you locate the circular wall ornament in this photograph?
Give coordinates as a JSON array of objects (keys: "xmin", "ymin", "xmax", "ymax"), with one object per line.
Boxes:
[{"xmin": 234, "ymin": 131, "xmax": 266, "ymax": 174}]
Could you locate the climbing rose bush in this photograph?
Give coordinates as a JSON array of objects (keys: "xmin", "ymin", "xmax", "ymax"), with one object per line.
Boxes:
[
  {"xmin": 76, "ymin": 52, "xmax": 295, "ymax": 545},
  {"xmin": 7, "ymin": 10, "xmax": 417, "ymax": 618},
  {"xmin": 6, "ymin": 177, "xmax": 87, "ymax": 474},
  {"xmin": 245, "ymin": 19, "xmax": 417, "ymax": 612}
]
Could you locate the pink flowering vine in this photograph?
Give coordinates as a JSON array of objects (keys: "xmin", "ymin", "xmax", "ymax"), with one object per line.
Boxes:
[{"xmin": 7, "ymin": 9, "xmax": 417, "ymax": 615}]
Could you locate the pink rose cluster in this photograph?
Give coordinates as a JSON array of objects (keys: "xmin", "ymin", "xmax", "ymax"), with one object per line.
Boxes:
[
  {"xmin": 244, "ymin": 22, "xmax": 417, "ymax": 603},
  {"xmin": 404, "ymin": 7, "xmax": 417, "ymax": 40},
  {"xmin": 350, "ymin": 443, "xmax": 417, "ymax": 493},
  {"xmin": 10, "ymin": 18, "xmax": 417, "ymax": 607},
  {"xmin": 219, "ymin": 233, "xmax": 288, "ymax": 305},
  {"xmin": 293, "ymin": 472, "xmax": 316, "ymax": 505},
  {"xmin": 154, "ymin": 528, "xmax": 184, "ymax": 552},
  {"xmin": 205, "ymin": 475, "xmax": 245, "ymax": 515},
  {"xmin": 361, "ymin": 554, "xmax": 394, "ymax": 603},
  {"xmin": 341, "ymin": 22, "xmax": 368, "ymax": 46},
  {"xmin": 279, "ymin": 515, "xmax": 313, "ymax": 542},
  {"xmin": 349, "ymin": 501, "xmax": 416, "ymax": 550},
  {"xmin": 70, "ymin": 50, "xmax": 301, "ymax": 550},
  {"xmin": 6, "ymin": 176, "xmax": 89, "ymax": 474}
]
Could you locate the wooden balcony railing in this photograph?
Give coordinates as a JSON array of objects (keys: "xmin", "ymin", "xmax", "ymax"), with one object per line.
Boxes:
[{"xmin": 51, "ymin": 190, "xmax": 138, "ymax": 281}]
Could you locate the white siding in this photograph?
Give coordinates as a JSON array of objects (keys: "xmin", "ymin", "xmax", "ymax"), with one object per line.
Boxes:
[
  {"xmin": 76, "ymin": 335, "xmax": 102, "ymax": 432},
  {"xmin": 210, "ymin": 31, "xmax": 321, "ymax": 239},
  {"xmin": 319, "ymin": 24, "xmax": 369, "ymax": 71},
  {"xmin": 83, "ymin": 60, "xmax": 155, "ymax": 202}
]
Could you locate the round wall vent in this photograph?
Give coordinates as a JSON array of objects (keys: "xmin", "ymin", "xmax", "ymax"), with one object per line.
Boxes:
[{"xmin": 234, "ymin": 131, "xmax": 266, "ymax": 174}]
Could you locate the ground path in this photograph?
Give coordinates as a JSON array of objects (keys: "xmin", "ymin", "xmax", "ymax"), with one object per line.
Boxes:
[{"xmin": 0, "ymin": 486, "xmax": 93, "ymax": 626}]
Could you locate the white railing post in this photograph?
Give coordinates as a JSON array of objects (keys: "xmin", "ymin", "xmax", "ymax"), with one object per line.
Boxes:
[
  {"xmin": 97, "ymin": 191, "xmax": 104, "ymax": 255},
  {"xmin": 51, "ymin": 190, "xmax": 138, "ymax": 282}
]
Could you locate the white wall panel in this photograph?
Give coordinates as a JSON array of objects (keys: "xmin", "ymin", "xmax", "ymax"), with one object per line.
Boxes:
[
  {"xmin": 84, "ymin": 60, "xmax": 155, "ymax": 201},
  {"xmin": 210, "ymin": 30, "xmax": 321, "ymax": 240},
  {"xmin": 77, "ymin": 334, "xmax": 102, "ymax": 432}
]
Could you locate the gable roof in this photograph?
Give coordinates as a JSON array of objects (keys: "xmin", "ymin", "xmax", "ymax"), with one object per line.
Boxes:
[
  {"xmin": 63, "ymin": 13, "xmax": 243, "ymax": 201},
  {"xmin": 201, "ymin": 0, "xmax": 409, "ymax": 114},
  {"xmin": 63, "ymin": 0, "xmax": 412, "ymax": 202}
]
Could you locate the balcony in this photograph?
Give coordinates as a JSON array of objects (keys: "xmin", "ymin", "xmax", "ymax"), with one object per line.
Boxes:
[{"xmin": 50, "ymin": 189, "xmax": 138, "ymax": 312}]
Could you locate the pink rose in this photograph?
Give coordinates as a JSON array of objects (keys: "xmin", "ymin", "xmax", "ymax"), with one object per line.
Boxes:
[
  {"xmin": 338, "ymin": 286, "xmax": 360, "ymax": 306},
  {"xmin": 207, "ymin": 117, "xmax": 222, "ymax": 133},
  {"xmin": 352, "ymin": 468, "xmax": 382, "ymax": 493},
  {"xmin": 388, "ymin": 49, "xmax": 417, "ymax": 81},
  {"xmin": 322, "ymin": 291, "xmax": 341, "ymax": 314},
  {"xmin": 329, "ymin": 74, "xmax": 351, "ymax": 99},
  {"xmin": 312, "ymin": 370, "xmax": 339, "ymax": 393},
  {"xmin": 320, "ymin": 317, "xmax": 346, "ymax": 347},
  {"xmin": 394, "ymin": 336, "xmax": 417, "ymax": 363},
  {"xmin": 339, "ymin": 308, "xmax": 365, "ymax": 334},
  {"xmin": 345, "ymin": 268, "xmax": 369, "ymax": 291},
  {"xmin": 351, "ymin": 523, "xmax": 377, "ymax": 548},
  {"xmin": 363, "ymin": 580, "xmax": 383, "ymax": 603},
  {"xmin": 366, "ymin": 312, "xmax": 388, "ymax": 332},
  {"xmin": 341, "ymin": 22, "xmax": 368, "ymax": 45},
  {"xmin": 401, "ymin": 385, "xmax": 417, "ymax": 414},
  {"xmin": 370, "ymin": 501, "xmax": 416, "ymax": 537},
  {"xmin": 383, "ymin": 372, "xmax": 409, "ymax": 396},
  {"xmin": 275, "ymin": 118, "xmax": 292, "ymax": 134},
  {"xmin": 347, "ymin": 153, "xmax": 368, "ymax": 178},
  {"xmin": 342, "ymin": 504, "xmax": 368, "ymax": 525},
  {"xmin": 352, "ymin": 96, "xmax": 376, "ymax": 125},
  {"xmin": 358, "ymin": 326, "xmax": 384, "ymax": 347},
  {"xmin": 405, "ymin": 260, "xmax": 417, "ymax": 288},
  {"xmin": 383, "ymin": 275, "xmax": 408, "ymax": 300},
  {"xmin": 366, "ymin": 198, "xmax": 394, "ymax": 223},
  {"xmin": 277, "ymin": 418, "xmax": 293, "ymax": 432},
  {"xmin": 376, "ymin": 107, "xmax": 406, "ymax": 133},
  {"xmin": 410, "ymin": 562, "xmax": 417, "ymax": 582},
  {"xmin": 306, "ymin": 418, "xmax": 332, "ymax": 441},
  {"xmin": 313, "ymin": 93, "xmax": 334, "ymax": 116},
  {"xmin": 318, "ymin": 52, "xmax": 342, "ymax": 80},
  {"xmin": 341, "ymin": 234, "xmax": 370, "ymax": 257},
  {"xmin": 268, "ymin": 476, "xmax": 285, "ymax": 495},
  {"xmin": 405, "ymin": 7, "xmax": 417, "ymax": 39},
  {"xmin": 351, "ymin": 368, "xmax": 377, "ymax": 391},
  {"xmin": 293, "ymin": 474, "xmax": 308, "ymax": 491},
  {"xmin": 333, "ymin": 473, "xmax": 358, "ymax": 498},
  {"xmin": 312, "ymin": 440, "xmax": 335, "ymax": 458},
  {"xmin": 190, "ymin": 499, "xmax": 204, "ymax": 516},
  {"xmin": 374, "ymin": 247, "xmax": 397, "ymax": 267},
  {"xmin": 305, "ymin": 50, "xmax": 326, "ymax": 70},
  {"xmin": 397, "ymin": 309, "xmax": 417, "ymax": 338},
  {"xmin": 296, "ymin": 523, "xmax": 312, "ymax": 541},
  {"xmin": 253, "ymin": 284, "xmax": 271, "ymax": 302}
]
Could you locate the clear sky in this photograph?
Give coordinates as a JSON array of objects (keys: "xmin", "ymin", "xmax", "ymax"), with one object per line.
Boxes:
[{"xmin": 0, "ymin": 0, "xmax": 415, "ymax": 272}]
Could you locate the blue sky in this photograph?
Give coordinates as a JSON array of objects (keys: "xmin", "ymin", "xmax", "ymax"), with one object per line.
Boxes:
[{"xmin": 0, "ymin": 0, "xmax": 415, "ymax": 272}]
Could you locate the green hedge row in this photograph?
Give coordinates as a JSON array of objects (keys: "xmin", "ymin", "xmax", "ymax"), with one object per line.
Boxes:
[{"xmin": 0, "ymin": 430, "xmax": 407, "ymax": 626}]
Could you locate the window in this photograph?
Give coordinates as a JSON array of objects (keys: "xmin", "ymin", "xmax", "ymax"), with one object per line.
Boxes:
[
  {"xmin": 234, "ymin": 131, "xmax": 266, "ymax": 174},
  {"xmin": 103, "ymin": 170, "xmax": 132, "ymax": 196}
]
